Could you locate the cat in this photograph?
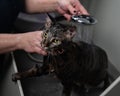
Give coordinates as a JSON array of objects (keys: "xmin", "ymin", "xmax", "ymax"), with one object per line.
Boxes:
[{"xmin": 12, "ymin": 17, "xmax": 110, "ymax": 96}]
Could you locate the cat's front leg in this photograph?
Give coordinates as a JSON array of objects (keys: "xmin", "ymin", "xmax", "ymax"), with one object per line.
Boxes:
[
  {"xmin": 12, "ymin": 64, "xmax": 39, "ymax": 81},
  {"xmin": 12, "ymin": 64, "xmax": 49, "ymax": 82}
]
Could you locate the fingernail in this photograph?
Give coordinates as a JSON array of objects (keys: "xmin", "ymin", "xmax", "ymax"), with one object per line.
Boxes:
[{"xmin": 74, "ymin": 10, "xmax": 77, "ymax": 13}]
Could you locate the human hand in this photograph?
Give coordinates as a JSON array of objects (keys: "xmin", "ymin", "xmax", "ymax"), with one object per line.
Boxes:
[
  {"xmin": 56, "ymin": 0, "xmax": 89, "ymax": 20},
  {"xmin": 16, "ymin": 31, "xmax": 46, "ymax": 55}
]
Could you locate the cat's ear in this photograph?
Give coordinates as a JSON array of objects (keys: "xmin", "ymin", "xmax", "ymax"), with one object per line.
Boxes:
[
  {"xmin": 45, "ymin": 13, "xmax": 57, "ymax": 29},
  {"xmin": 65, "ymin": 26, "xmax": 77, "ymax": 40},
  {"xmin": 45, "ymin": 17, "xmax": 52, "ymax": 29}
]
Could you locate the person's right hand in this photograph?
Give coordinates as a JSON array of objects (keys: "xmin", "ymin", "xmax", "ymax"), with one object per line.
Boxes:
[
  {"xmin": 56, "ymin": 0, "xmax": 89, "ymax": 20},
  {"xmin": 16, "ymin": 31, "xmax": 46, "ymax": 55}
]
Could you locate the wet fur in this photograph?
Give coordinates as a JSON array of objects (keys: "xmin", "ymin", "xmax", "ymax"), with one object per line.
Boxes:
[{"xmin": 12, "ymin": 21, "xmax": 110, "ymax": 96}]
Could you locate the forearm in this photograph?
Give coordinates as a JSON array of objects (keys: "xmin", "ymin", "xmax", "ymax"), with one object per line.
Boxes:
[
  {"xmin": 0, "ymin": 34, "xmax": 20, "ymax": 54},
  {"xmin": 25, "ymin": 0, "xmax": 58, "ymax": 13}
]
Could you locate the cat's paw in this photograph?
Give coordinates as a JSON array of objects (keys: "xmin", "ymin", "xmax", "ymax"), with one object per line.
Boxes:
[{"xmin": 12, "ymin": 73, "xmax": 21, "ymax": 82}]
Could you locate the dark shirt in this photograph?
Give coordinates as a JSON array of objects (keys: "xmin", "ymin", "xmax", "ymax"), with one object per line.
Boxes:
[
  {"xmin": 0, "ymin": 0, "xmax": 25, "ymax": 75},
  {"xmin": 0, "ymin": 0, "xmax": 25, "ymax": 33}
]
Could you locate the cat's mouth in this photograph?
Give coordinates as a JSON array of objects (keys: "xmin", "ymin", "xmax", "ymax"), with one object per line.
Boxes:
[{"xmin": 45, "ymin": 47, "xmax": 64, "ymax": 55}]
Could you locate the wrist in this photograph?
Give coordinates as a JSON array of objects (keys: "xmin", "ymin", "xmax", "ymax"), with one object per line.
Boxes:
[
  {"xmin": 14, "ymin": 34, "xmax": 24, "ymax": 50},
  {"xmin": 42, "ymin": 0, "xmax": 59, "ymax": 12}
]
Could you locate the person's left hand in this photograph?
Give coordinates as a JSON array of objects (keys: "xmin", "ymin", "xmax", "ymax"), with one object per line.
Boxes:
[
  {"xmin": 16, "ymin": 31, "xmax": 47, "ymax": 55},
  {"xmin": 56, "ymin": 0, "xmax": 89, "ymax": 20}
]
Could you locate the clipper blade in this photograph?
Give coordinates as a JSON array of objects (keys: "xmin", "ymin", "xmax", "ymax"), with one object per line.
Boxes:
[{"xmin": 71, "ymin": 15, "xmax": 97, "ymax": 25}]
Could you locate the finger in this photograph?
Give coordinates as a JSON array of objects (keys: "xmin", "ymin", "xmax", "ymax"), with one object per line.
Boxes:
[
  {"xmin": 63, "ymin": 14, "xmax": 71, "ymax": 21},
  {"xmin": 34, "ymin": 47, "xmax": 47, "ymax": 55},
  {"xmin": 76, "ymin": 2, "xmax": 89, "ymax": 15},
  {"xmin": 67, "ymin": 4, "xmax": 77, "ymax": 15},
  {"xmin": 57, "ymin": 7, "xmax": 71, "ymax": 20},
  {"xmin": 39, "ymin": 50, "xmax": 47, "ymax": 55},
  {"xmin": 34, "ymin": 39, "xmax": 47, "ymax": 55}
]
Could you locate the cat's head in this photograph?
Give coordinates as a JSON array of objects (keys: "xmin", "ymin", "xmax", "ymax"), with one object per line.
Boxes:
[{"xmin": 41, "ymin": 17, "xmax": 76, "ymax": 54}]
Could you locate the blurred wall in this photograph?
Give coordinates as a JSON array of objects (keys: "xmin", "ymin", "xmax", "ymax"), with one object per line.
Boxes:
[{"xmin": 91, "ymin": 0, "xmax": 120, "ymax": 72}]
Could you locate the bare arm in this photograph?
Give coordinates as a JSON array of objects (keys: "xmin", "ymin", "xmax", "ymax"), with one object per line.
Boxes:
[
  {"xmin": 25, "ymin": 0, "xmax": 89, "ymax": 20},
  {"xmin": 0, "ymin": 34, "xmax": 20, "ymax": 54},
  {"xmin": 0, "ymin": 32, "xmax": 46, "ymax": 55},
  {"xmin": 25, "ymin": 0, "xmax": 58, "ymax": 13}
]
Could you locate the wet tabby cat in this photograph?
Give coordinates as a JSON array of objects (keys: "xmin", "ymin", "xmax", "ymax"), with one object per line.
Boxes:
[{"xmin": 12, "ymin": 18, "xmax": 110, "ymax": 96}]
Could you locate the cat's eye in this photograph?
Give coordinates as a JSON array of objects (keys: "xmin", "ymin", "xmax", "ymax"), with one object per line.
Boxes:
[
  {"xmin": 43, "ymin": 32, "xmax": 48, "ymax": 38},
  {"xmin": 53, "ymin": 39, "xmax": 60, "ymax": 44}
]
